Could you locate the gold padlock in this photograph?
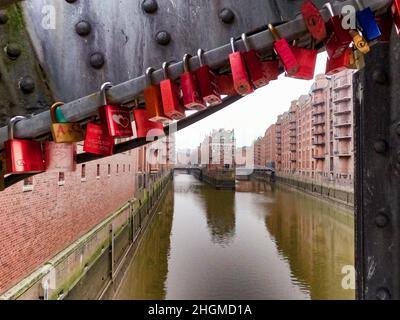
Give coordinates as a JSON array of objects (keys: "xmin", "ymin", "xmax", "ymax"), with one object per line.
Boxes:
[
  {"xmin": 348, "ymin": 49, "xmax": 366, "ymax": 70},
  {"xmin": 350, "ymin": 30, "xmax": 370, "ymax": 54},
  {"xmin": 353, "ymin": 50, "xmax": 366, "ymax": 70},
  {"xmin": 50, "ymin": 102, "xmax": 84, "ymax": 143}
]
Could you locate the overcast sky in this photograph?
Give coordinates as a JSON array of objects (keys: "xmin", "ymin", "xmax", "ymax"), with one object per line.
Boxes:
[{"xmin": 175, "ymin": 52, "xmax": 328, "ymax": 150}]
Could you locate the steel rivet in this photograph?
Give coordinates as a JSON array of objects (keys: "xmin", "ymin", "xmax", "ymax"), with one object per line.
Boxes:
[
  {"xmin": 396, "ymin": 123, "xmax": 400, "ymax": 136},
  {"xmin": 19, "ymin": 76, "xmax": 35, "ymax": 94},
  {"xmin": 156, "ymin": 31, "xmax": 171, "ymax": 45},
  {"xmin": 90, "ymin": 52, "xmax": 105, "ymax": 69},
  {"xmin": 375, "ymin": 212, "xmax": 389, "ymax": 228},
  {"xmin": 0, "ymin": 12, "xmax": 8, "ymax": 24},
  {"xmin": 6, "ymin": 44, "xmax": 21, "ymax": 59},
  {"xmin": 372, "ymin": 68, "xmax": 388, "ymax": 85},
  {"xmin": 219, "ymin": 8, "xmax": 235, "ymax": 24},
  {"xmin": 75, "ymin": 20, "xmax": 91, "ymax": 36},
  {"xmin": 373, "ymin": 140, "xmax": 387, "ymax": 154},
  {"xmin": 376, "ymin": 288, "xmax": 391, "ymax": 300},
  {"xmin": 142, "ymin": 0, "xmax": 158, "ymax": 14}
]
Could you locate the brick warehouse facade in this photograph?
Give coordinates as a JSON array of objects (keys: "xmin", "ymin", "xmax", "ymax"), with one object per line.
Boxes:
[
  {"xmin": 0, "ymin": 135, "xmax": 174, "ymax": 294},
  {"xmin": 254, "ymin": 70, "xmax": 355, "ymax": 187}
]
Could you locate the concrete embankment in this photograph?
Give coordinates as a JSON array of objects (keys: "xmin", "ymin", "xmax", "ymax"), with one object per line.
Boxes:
[{"xmin": 254, "ymin": 173, "xmax": 354, "ymax": 211}]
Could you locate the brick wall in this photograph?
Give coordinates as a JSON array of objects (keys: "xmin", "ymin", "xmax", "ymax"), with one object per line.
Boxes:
[{"xmin": 0, "ymin": 147, "xmax": 138, "ymax": 294}]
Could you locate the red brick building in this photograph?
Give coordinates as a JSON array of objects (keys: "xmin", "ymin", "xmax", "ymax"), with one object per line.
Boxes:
[
  {"xmin": 255, "ymin": 70, "xmax": 355, "ymax": 186},
  {"xmin": 0, "ymin": 134, "xmax": 174, "ymax": 294}
]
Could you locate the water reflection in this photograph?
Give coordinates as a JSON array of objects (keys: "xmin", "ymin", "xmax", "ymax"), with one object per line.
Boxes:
[
  {"xmin": 115, "ymin": 174, "xmax": 354, "ymax": 300},
  {"xmin": 265, "ymin": 186, "xmax": 354, "ymax": 300},
  {"xmin": 199, "ymin": 186, "xmax": 235, "ymax": 247}
]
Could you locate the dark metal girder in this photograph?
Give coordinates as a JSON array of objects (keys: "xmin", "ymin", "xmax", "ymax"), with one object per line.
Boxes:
[{"xmin": 355, "ymin": 34, "xmax": 400, "ymax": 299}]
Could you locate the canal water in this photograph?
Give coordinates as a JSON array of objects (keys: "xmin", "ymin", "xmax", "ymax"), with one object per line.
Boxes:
[{"xmin": 115, "ymin": 173, "xmax": 355, "ymax": 300}]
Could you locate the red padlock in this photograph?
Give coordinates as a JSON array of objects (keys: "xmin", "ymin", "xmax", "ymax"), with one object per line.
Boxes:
[
  {"xmin": 144, "ymin": 67, "xmax": 171, "ymax": 125},
  {"xmin": 392, "ymin": 0, "xmax": 400, "ymax": 34},
  {"xmin": 325, "ymin": 47, "xmax": 354, "ymax": 76},
  {"xmin": 160, "ymin": 62, "xmax": 186, "ymax": 120},
  {"xmin": 268, "ymin": 24, "xmax": 299, "ymax": 76},
  {"xmin": 241, "ymin": 33, "xmax": 269, "ymax": 88},
  {"xmin": 195, "ymin": 49, "xmax": 222, "ymax": 107},
  {"xmin": 229, "ymin": 37, "xmax": 254, "ymax": 96},
  {"xmin": 324, "ymin": 2, "xmax": 353, "ymax": 59},
  {"xmin": 83, "ymin": 122, "xmax": 114, "ymax": 156},
  {"xmin": 45, "ymin": 142, "xmax": 77, "ymax": 173},
  {"xmin": 261, "ymin": 59, "xmax": 280, "ymax": 82},
  {"xmin": 181, "ymin": 54, "xmax": 207, "ymax": 111},
  {"xmin": 4, "ymin": 116, "xmax": 45, "ymax": 174},
  {"xmin": 289, "ymin": 40, "xmax": 318, "ymax": 80},
  {"xmin": 0, "ymin": 156, "xmax": 5, "ymax": 191},
  {"xmin": 134, "ymin": 108, "xmax": 164, "ymax": 139},
  {"xmin": 301, "ymin": 0, "xmax": 327, "ymax": 41},
  {"xmin": 376, "ymin": 9, "xmax": 394, "ymax": 41},
  {"xmin": 216, "ymin": 74, "xmax": 237, "ymax": 97},
  {"xmin": 98, "ymin": 82, "xmax": 134, "ymax": 138}
]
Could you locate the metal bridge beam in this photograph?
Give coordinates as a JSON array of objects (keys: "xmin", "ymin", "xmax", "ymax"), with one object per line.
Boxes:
[
  {"xmin": 0, "ymin": 0, "xmax": 392, "ymax": 149},
  {"xmin": 355, "ymin": 34, "xmax": 400, "ymax": 299}
]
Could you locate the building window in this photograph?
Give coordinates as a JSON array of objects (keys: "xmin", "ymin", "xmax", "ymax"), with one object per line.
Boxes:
[
  {"xmin": 123, "ymin": 164, "xmax": 126, "ymax": 173},
  {"xmin": 108, "ymin": 164, "xmax": 111, "ymax": 177},
  {"xmin": 117, "ymin": 164, "xmax": 119, "ymax": 174},
  {"xmin": 129, "ymin": 164, "xmax": 131, "ymax": 172},
  {"xmin": 81, "ymin": 164, "xmax": 86, "ymax": 182},
  {"xmin": 23, "ymin": 177, "xmax": 34, "ymax": 192},
  {"xmin": 58, "ymin": 172, "xmax": 65, "ymax": 186},
  {"xmin": 97, "ymin": 164, "xmax": 100, "ymax": 179}
]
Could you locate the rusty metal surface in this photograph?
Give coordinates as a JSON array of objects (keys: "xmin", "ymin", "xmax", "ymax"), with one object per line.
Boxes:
[{"xmin": 355, "ymin": 34, "xmax": 400, "ymax": 299}]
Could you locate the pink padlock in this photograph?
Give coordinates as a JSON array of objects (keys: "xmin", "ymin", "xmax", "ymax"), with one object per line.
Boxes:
[{"xmin": 45, "ymin": 142, "xmax": 77, "ymax": 172}]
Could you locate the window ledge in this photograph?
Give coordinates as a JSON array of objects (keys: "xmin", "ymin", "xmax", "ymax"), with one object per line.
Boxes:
[{"xmin": 23, "ymin": 185, "xmax": 34, "ymax": 192}]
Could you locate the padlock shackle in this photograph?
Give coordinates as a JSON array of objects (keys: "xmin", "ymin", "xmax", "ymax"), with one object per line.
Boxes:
[
  {"xmin": 146, "ymin": 67, "xmax": 155, "ymax": 87},
  {"xmin": 8, "ymin": 116, "xmax": 27, "ymax": 140},
  {"xmin": 241, "ymin": 33, "xmax": 251, "ymax": 52},
  {"xmin": 50, "ymin": 102, "xmax": 65, "ymax": 124},
  {"xmin": 268, "ymin": 24, "xmax": 281, "ymax": 41},
  {"xmin": 197, "ymin": 49, "xmax": 205, "ymax": 66},
  {"xmin": 230, "ymin": 37, "xmax": 237, "ymax": 53},
  {"xmin": 183, "ymin": 54, "xmax": 192, "ymax": 73},
  {"xmin": 100, "ymin": 82, "xmax": 113, "ymax": 106},
  {"xmin": 323, "ymin": 2, "xmax": 335, "ymax": 17},
  {"xmin": 162, "ymin": 62, "xmax": 171, "ymax": 80}
]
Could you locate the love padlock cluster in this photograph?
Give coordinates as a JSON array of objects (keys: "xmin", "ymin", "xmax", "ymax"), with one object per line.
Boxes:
[
  {"xmin": 1, "ymin": 0, "xmax": 400, "ymax": 188},
  {"xmin": 309, "ymin": 0, "xmax": 399, "ymax": 75},
  {"xmin": 276, "ymin": 0, "xmax": 396, "ymax": 77}
]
